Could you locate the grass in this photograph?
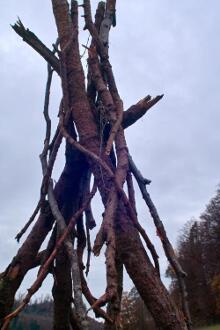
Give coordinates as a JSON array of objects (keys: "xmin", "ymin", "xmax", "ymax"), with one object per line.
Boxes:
[{"xmin": 198, "ymin": 325, "xmax": 220, "ymax": 330}]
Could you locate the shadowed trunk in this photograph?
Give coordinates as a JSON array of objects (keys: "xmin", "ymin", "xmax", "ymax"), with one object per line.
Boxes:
[
  {"xmin": 52, "ymin": 246, "xmax": 72, "ymax": 330},
  {"xmin": 0, "ymin": 146, "xmax": 87, "ymax": 325}
]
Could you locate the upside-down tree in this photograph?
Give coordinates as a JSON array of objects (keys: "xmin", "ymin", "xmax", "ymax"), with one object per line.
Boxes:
[{"xmin": 0, "ymin": 1, "xmax": 191, "ymax": 329}]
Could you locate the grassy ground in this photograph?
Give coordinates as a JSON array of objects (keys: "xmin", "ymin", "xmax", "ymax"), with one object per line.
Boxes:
[{"xmin": 198, "ymin": 325, "xmax": 220, "ymax": 330}]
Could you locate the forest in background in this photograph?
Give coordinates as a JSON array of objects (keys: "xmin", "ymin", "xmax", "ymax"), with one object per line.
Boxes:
[
  {"xmin": 167, "ymin": 187, "xmax": 220, "ymax": 327},
  {"xmin": 9, "ymin": 297, "xmax": 103, "ymax": 330},
  {"xmin": 10, "ymin": 187, "xmax": 220, "ymax": 329}
]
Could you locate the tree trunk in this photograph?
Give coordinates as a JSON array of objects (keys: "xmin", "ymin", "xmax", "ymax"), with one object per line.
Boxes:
[
  {"xmin": 52, "ymin": 247, "xmax": 72, "ymax": 330},
  {"xmin": 116, "ymin": 214, "xmax": 186, "ymax": 329}
]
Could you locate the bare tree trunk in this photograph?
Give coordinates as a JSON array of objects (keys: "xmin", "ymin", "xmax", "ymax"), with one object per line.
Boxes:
[{"xmin": 116, "ymin": 210, "xmax": 186, "ymax": 330}]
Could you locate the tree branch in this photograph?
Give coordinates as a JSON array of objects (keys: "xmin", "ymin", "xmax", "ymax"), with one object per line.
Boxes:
[
  {"xmin": 122, "ymin": 94, "xmax": 164, "ymax": 129},
  {"xmin": 99, "ymin": 0, "xmax": 116, "ymax": 47},
  {"xmin": 12, "ymin": 19, "xmax": 60, "ymax": 74},
  {"xmin": 12, "ymin": 19, "xmax": 163, "ymax": 135},
  {"xmin": 128, "ymin": 154, "xmax": 192, "ymax": 328},
  {"xmin": 15, "ymin": 200, "xmax": 41, "ymax": 242},
  {"xmin": 80, "ymin": 268, "xmax": 113, "ymax": 323},
  {"xmin": 15, "ymin": 61, "xmax": 55, "ymax": 242}
]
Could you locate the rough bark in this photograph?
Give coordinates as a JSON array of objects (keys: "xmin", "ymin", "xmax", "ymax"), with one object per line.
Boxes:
[
  {"xmin": 0, "ymin": 202, "xmax": 53, "ymax": 325},
  {"xmin": 52, "ymin": 1, "xmax": 188, "ymax": 329},
  {"xmin": 104, "ymin": 255, "xmax": 123, "ymax": 330},
  {"xmin": 116, "ymin": 208, "xmax": 186, "ymax": 330},
  {"xmin": 0, "ymin": 1, "xmax": 190, "ymax": 329}
]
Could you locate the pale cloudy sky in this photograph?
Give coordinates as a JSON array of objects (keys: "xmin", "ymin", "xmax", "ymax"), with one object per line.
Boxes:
[{"xmin": 1, "ymin": 0, "xmax": 220, "ymax": 303}]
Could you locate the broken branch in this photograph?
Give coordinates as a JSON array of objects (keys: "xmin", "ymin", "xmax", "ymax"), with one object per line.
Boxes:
[
  {"xmin": 12, "ymin": 19, "xmax": 60, "ymax": 73},
  {"xmin": 122, "ymin": 94, "xmax": 164, "ymax": 129}
]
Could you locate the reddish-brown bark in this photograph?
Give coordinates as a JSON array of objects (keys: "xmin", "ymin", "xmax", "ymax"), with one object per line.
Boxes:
[
  {"xmin": 0, "ymin": 1, "xmax": 189, "ymax": 329},
  {"xmin": 116, "ymin": 209, "xmax": 186, "ymax": 330},
  {"xmin": 51, "ymin": 2, "xmax": 187, "ymax": 329}
]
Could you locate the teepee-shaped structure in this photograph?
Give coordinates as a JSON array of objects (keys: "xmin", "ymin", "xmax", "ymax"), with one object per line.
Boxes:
[{"xmin": 0, "ymin": 1, "xmax": 191, "ymax": 329}]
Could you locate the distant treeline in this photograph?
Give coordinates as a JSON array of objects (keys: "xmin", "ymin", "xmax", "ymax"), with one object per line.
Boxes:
[
  {"xmin": 167, "ymin": 187, "xmax": 220, "ymax": 327},
  {"xmin": 9, "ymin": 297, "xmax": 103, "ymax": 330},
  {"xmin": 10, "ymin": 297, "xmax": 53, "ymax": 330},
  {"xmin": 9, "ymin": 290, "xmax": 156, "ymax": 330}
]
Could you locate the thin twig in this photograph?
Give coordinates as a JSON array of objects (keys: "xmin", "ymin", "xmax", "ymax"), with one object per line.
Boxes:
[
  {"xmin": 15, "ymin": 58, "xmax": 55, "ymax": 242},
  {"xmin": 85, "ymin": 220, "xmax": 91, "ymax": 277},
  {"xmin": 15, "ymin": 200, "xmax": 41, "ymax": 242},
  {"xmin": 84, "ymin": 170, "xmax": 95, "ymax": 276}
]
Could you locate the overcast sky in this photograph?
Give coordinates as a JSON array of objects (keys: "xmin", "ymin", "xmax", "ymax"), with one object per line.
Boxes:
[{"xmin": 1, "ymin": 0, "xmax": 220, "ymax": 304}]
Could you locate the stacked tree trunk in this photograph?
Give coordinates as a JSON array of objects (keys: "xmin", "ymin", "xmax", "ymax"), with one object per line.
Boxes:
[{"xmin": 0, "ymin": 1, "xmax": 191, "ymax": 329}]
